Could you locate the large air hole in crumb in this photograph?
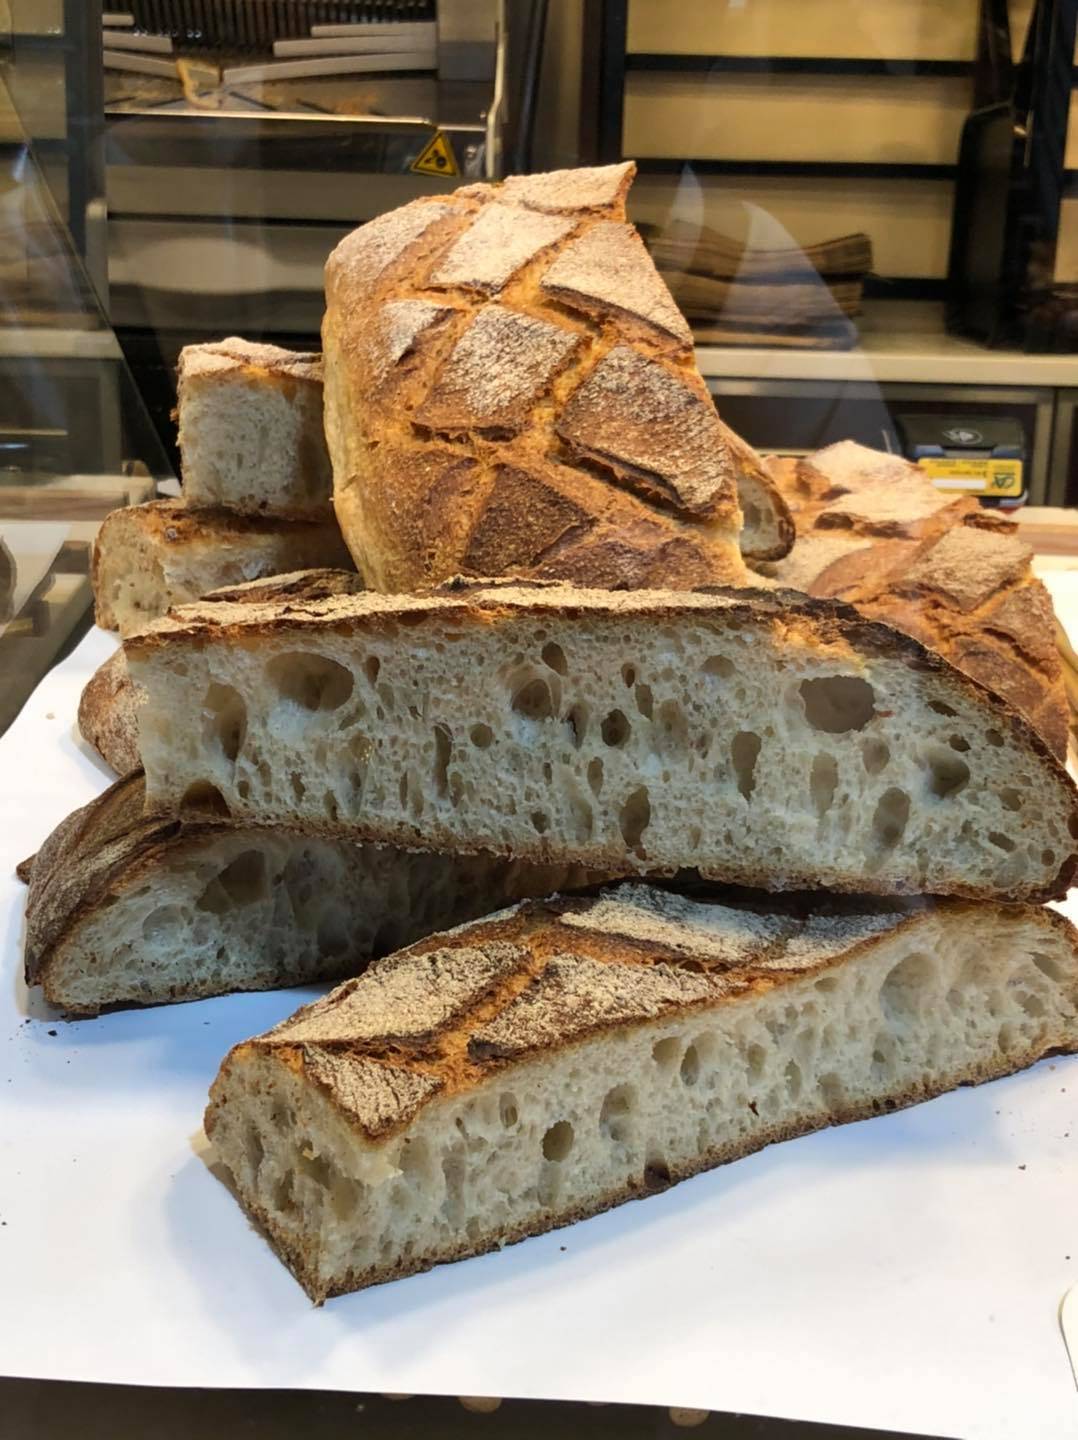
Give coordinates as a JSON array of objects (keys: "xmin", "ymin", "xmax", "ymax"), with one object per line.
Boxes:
[
  {"xmin": 531, "ymin": 810, "xmax": 550, "ymax": 834},
  {"xmin": 202, "ymin": 683, "xmax": 247, "ymax": 762},
  {"xmin": 784, "ymin": 1060, "xmax": 803, "ymax": 1099},
  {"xmin": 511, "ymin": 675, "xmax": 555, "ymax": 722},
  {"xmin": 799, "ymin": 676, "xmax": 876, "ymax": 733},
  {"xmin": 621, "ymin": 663, "xmax": 636, "ymax": 687},
  {"xmin": 999, "ymin": 787, "xmax": 1022, "ymax": 812},
  {"xmin": 810, "ymin": 753, "xmax": 838, "ymax": 816},
  {"xmin": 1032, "ymin": 952, "xmax": 1065, "ymax": 982},
  {"xmin": 599, "ymin": 1085, "xmax": 635, "ymax": 1144},
  {"xmin": 180, "ymin": 781, "xmax": 230, "ymax": 817},
  {"xmin": 986, "ymin": 729, "xmax": 1005, "ymax": 748},
  {"xmin": 635, "ymin": 685, "xmax": 654, "ymax": 719},
  {"xmin": 922, "ymin": 744, "xmax": 969, "ymax": 799},
  {"xmin": 702, "ymin": 655, "xmax": 734, "ymax": 678},
  {"xmin": 499, "ymin": 1095, "xmax": 519, "ymax": 1128},
  {"xmin": 470, "ymin": 723, "xmax": 493, "ymax": 749},
  {"xmin": 244, "ymin": 1126, "xmax": 264, "ymax": 1173},
  {"xmin": 861, "ymin": 738, "xmax": 890, "ymax": 774},
  {"xmin": 364, "ymin": 656, "xmax": 380, "ymax": 685},
  {"xmin": 619, "ymin": 786, "xmax": 651, "ymax": 850},
  {"xmin": 988, "ymin": 831, "xmax": 1015, "ymax": 852},
  {"xmin": 879, "ymin": 951, "xmax": 934, "ymax": 1026},
  {"xmin": 949, "ymin": 735, "xmax": 970, "ymax": 753},
  {"xmin": 542, "ymin": 1120, "xmax": 575, "ymax": 1162},
  {"xmin": 743, "ymin": 502, "xmax": 761, "ymax": 529},
  {"xmin": 587, "ymin": 757, "xmax": 604, "ymax": 795},
  {"xmin": 198, "ymin": 849, "xmax": 268, "ymax": 912},
  {"xmin": 652, "ymin": 1036, "xmax": 681, "ymax": 1068},
  {"xmin": 541, "ymin": 642, "xmax": 567, "ymax": 675},
  {"xmin": 680, "ymin": 1044, "xmax": 700, "ymax": 1086},
  {"xmin": 565, "ymin": 703, "xmax": 588, "ymax": 748},
  {"xmin": 266, "ymin": 652, "xmax": 354, "ymax": 712},
  {"xmin": 601, "ymin": 709, "xmax": 631, "ymax": 747},
  {"xmin": 731, "ymin": 731, "xmax": 762, "ymax": 801},
  {"xmin": 872, "ymin": 788, "xmax": 910, "ymax": 851},
  {"xmin": 818, "ymin": 1073, "xmax": 844, "ymax": 1108},
  {"xmin": 928, "ymin": 698, "xmax": 958, "ymax": 717},
  {"xmin": 433, "ymin": 725, "xmax": 452, "ymax": 798},
  {"xmin": 746, "ymin": 1043, "xmax": 766, "ymax": 1080},
  {"xmin": 643, "ymin": 1160, "xmax": 672, "ymax": 1191},
  {"xmin": 274, "ymin": 1172, "xmax": 296, "ymax": 1216}
]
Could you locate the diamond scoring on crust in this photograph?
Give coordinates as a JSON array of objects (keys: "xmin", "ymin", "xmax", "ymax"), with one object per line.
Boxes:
[{"xmin": 541, "ymin": 221, "xmax": 693, "ymax": 345}]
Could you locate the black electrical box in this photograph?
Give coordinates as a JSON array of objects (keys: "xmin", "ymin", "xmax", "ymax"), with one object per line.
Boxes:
[{"xmin": 894, "ymin": 414, "xmax": 1027, "ymax": 509}]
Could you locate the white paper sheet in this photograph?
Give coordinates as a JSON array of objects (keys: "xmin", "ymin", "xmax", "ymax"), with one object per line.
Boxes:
[{"xmin": 1, "ymin": 623, "xmax": 1076, "ymax": 1440}]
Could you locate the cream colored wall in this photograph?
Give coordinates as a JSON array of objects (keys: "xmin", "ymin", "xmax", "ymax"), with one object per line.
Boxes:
[{"xmin": 623, "ymin": 0, "xmax": 1076, "ymax": 284}]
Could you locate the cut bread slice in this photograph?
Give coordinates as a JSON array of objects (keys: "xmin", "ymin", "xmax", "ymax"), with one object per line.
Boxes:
[
  {"xmin": 737, "ymin": 465, "xmax": 794, "ymax": 561},
  {"xmin": 21, "ymin": 772, "xmax": 598, "ymax": 1015},
  {"xmin": 80, "ymin": 571, "xmax": 367, "ymax": 775},
  {"xmin": 177, "ymin": 338, "xmax": 332, "ymax": 520},
  {"xmin": 128, "ymin": 581, "xmax": 1078, "ymax": 900},
  {"xmin": 205, "ymin": 884, "xmax": 1078, "ymax": 1301},
  {"xmin": 92, "ymin": 500, "xmax": 355, "ymax": 635}
]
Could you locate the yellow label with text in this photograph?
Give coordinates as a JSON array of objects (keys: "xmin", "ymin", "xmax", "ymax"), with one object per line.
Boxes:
[{"xmin": 917, "ymin": 456, "xmax": 1024, "ymax": 499}]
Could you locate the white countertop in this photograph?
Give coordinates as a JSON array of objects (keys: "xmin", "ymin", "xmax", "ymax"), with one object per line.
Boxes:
[{"xmin": 695, "ymin": 300, "xmax": 1078, "ymax": 388}]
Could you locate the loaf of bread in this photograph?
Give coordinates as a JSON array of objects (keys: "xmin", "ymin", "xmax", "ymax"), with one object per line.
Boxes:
[
  {"xmin": 322, "ymin": 161, "xmax": 792, "ymax": 592},
  {"xmin": 177, "ymin": 339, "xmax": 332, "ymax": 519},
  {"xmin": 92, "ymin": 499, "xmax": 354, "ymax": 635},
  {"xmin": 20, "ymin": 771, "xmax": 597, "ymax": 1014},
  {"xmin": 205, "ymin": 883, "xmax": 1078, "ymax": 1301},
  {"xmin": 761, "ymin": 442, "xmax": 1069, "ymax": 757},
  {"xmin": 126, "ymin": 581, "xmax": 1078, "ymax": 900}
]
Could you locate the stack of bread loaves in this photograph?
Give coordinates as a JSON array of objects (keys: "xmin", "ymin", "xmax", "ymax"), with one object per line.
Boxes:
[
  {"xmin": 21, "ymin": 164, "xmax": 1078, "ymax": 1306},
  {"xmin": 92, "ymin": 340, "xmax": 354, "ymax": 636}
]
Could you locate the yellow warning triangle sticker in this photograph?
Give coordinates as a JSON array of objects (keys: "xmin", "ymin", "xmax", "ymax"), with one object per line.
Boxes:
[{"xmin": 410, "ymin": 130, "xmax": 459, "ymax": 178}]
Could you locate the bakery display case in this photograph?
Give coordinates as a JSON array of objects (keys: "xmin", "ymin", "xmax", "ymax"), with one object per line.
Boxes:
[{"xmin": 4, "ymin": 5, "xmax": 1078, "ymax": 1440}]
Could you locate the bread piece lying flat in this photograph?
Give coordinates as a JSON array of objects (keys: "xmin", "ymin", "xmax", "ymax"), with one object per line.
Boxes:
[
  {"xmin": 177, "ymin": 339, "xmax": 332, "ymax": 520},
  {"xmin": 127, "ymin": 581, "xmax": 1078, "ymax": 900},
  {"xmin": 80, "ymin": 570, "xmax": 367, "ymax": 774},
  {"xmin": 761, "ymin": 442, "xmax": 1069, "ymax": 758},
  {"xmin": 205, "ymin": 884, "xmax": 1078, "ymax": 1301},
  {"xmin": 22, "ymin": 772, "xmax": 596, "ymax": 1015},
  {"xmin": 92, "ymin": 500, "xmax": 355, "ymax": 635},
  {"xmin": 323, "ymin": 161, "xmax": 789, "ymax": 593}
]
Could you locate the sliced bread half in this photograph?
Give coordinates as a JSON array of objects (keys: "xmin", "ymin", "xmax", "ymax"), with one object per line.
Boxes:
[
  {"xmin": 205, "ymin": 884, "xmax": 1078, "ymax": 1301},
  {"xmin": 92, "ymin": 500, "xmax": 354, "ymax": 635},
  {"xmin": 127, "ymin": 581, "xmax": 1078, "ymax": 900},
  {"xmin": 21, "ymin": 772, "xmax": 597, "ymax": 1014}
]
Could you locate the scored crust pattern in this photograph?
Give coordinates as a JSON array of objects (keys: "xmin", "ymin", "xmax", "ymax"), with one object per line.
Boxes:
[
  {"xmin": 227, "ymin": 885, "xmax": 926, "ymax": 1141},
  {"xmin": 322, "ymin": 162, "xmax": 766, "ymax": 593},
  {"xmin": 762, "ymin": 442, "xmax": 1070, "ymax": 757}
]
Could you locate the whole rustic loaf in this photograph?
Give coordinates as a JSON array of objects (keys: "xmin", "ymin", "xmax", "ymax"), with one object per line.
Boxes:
[
  {"xmin": 125, "ymin": 580, "xmax": 1078, "ymax": 901},
  {"xmin": 80, "ymin": 569, "xmax": 368, "ymax": 775},
  {"xmin": 761, "ymin": 442, "xmax": 1069, "ymax": 757},
  {"xmin": 92, "ymin": 499, "xmax": 354, "ymax": 635},
  {"xmin": 20, "ymin": 771, "xmax": 597, "ymax": 1014},
  {"xmin": 177, "ymin": 338, "xmax": 332, "ymax": 520},
  {"xmin": 321, "ymin": 161, "xmax": 791, "ymax": 589},
  {"xmin": 205, "ymin": 883, "xmax": 1078, "ymax": 1301}
]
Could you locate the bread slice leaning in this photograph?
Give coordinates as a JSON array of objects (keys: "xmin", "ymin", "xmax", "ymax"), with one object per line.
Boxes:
[
  {"xmin": 21, "ymin": 772, "xmax": 598, "ymax": 1015},
  {"xmin": 127, "ymin": 581, "xmax": 1078, "ymax": 901},
  {"xmin": 92, "ymin": 500, "xmax": 354, "ymax": 635},
  {"xmin": 205, "ymin": 883, "xmax": 1078, "ymax": 1301}
]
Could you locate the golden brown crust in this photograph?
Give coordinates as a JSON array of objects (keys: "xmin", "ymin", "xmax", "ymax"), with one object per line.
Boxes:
[
  {"xmin": 763, "ymin": 443, "xmax": 1070, "ymax": 757},
  {"xmin": 78, "ymin": 649, "xmax": 142, "ymax": 775},
  {"xmin": 322, "ymin": 163, "xmax": 761, "ymax": 592}
]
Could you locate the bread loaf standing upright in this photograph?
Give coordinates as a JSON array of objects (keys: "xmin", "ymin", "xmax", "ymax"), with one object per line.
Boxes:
[
  {"xmin": 177, "ymin": 339, "xmax": 333, "ymax": 520},
  {"xmin": 322, "ymin": 162, "xmax": 784, "ymax": 592}
]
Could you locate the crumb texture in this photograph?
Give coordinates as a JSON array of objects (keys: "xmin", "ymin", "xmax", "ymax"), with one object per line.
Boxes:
[
  {"xmin": 129, "ymin": 584, "xmax": 1078, "ymax": 901},
  {"xmin": 205, "ymin": 886, "xmax": 1078, "ymax": 1300}
]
